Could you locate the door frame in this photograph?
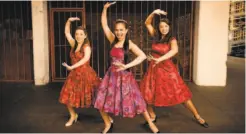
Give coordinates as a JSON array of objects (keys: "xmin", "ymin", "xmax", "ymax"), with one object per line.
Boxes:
[{"xmin": 49, "ymin": 8, "xmax": 86, "ymax": 82}]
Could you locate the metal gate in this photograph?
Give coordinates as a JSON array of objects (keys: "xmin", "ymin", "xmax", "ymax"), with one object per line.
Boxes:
[
  {"xmin": 0, "ymin": 1, "xmax": 33, "ymax": 82},
  {"xmin": 49, "ymin": 1, "xmax": 195, "ymax": 81},
  {"xmin": 49, "ymin": 7, "xmax": 85, "ymax": 81}
]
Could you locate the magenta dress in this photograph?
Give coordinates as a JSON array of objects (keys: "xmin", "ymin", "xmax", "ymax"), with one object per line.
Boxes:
[{"xmin": 94, "ymin": 47, "xmax": 147, "ymax": 118}]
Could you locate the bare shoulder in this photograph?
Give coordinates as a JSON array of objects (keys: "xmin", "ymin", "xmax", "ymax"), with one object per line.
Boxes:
[
  {"xmin": 170, "ymin": 39, "xmax": 177, "ymax": 44},
  {"xmin": 83, "ymin": 44, "xmax": 91, "ymax": 50},
  {"xmin": 128, "ymin": 40, "xmax": 136, "ymax": 49},
  {"xmin": 170, "ymin": 37, "xmax": 177, "ymax": 43}
]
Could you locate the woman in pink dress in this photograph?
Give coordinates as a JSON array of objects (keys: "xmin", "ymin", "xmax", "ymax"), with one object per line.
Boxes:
[{"xmin": 94, "ymin": 2, "xmax": 159, "ymax": 134}]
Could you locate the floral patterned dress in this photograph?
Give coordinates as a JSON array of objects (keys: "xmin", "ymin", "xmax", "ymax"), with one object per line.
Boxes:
[
  {"xmin": 59, "ymin": 45, "xmax": 101, "ymax": 108},
  {"xmin": 140, "ymin": 37, "xmax": 192, "ymax": 106},
  {"xmin": 94, "ymin": 47, "xmax": 147, "ymax": 118}
]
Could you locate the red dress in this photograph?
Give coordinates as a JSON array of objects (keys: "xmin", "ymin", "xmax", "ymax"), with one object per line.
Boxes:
[
  {"xmin": 140, "ymin": 38, "xmax": 192, "ymax": 106},
  {"xmin": 59, "ymin": 45, "xmax": 101, "ymax": 108}
]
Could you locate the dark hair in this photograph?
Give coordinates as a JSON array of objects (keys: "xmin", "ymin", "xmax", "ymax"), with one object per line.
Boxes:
[
  {"xmin": 73, "ymin": 26, "xmax": 90, "ymax": 53},
  {"xmin": 107, "ymin": 19, "xmax": 130, "ymax": 71},
  {"xmin": 157, "ymin": 18, "xmax": 172, "ymax": 44}
]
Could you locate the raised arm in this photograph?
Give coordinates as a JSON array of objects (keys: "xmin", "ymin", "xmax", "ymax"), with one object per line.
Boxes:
[
  {"xmin": 101, "ymin": 2, "xmax": 116, "ymax": 44},
  {"xmin": 145, "ymin": 9, "xmax": 167, "ymax": 37},
  {"xmin": 65, "ymin": 17, "xmax": 80, "ymax": 48}
]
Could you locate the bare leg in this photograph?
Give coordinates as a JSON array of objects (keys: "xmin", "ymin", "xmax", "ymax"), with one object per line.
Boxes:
[
  {"xmin": 65, "ymin": 105, "xmax": 78, "ymax": 127},
  {"xmin": 108, "ymin": 115, "xmax": 113, "ymax": 123},
  {"xmin": 147, "ymin": 105, "xmax": 156, "ymax": 121},
  {"xmin": 183, "ymin": 99, "xmax": 206, "ymax": 124},
  {"xmin": 142, "ymin": 111, "xmax": 159, "ymax": 133},
  {"xmin": 99, "ymin": 110, "xmax": 112, "ymax": 134}
]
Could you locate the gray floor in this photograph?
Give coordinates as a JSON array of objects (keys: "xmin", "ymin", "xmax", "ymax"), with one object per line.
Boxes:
[{"xmin": 0, "ymin": 57, "xmax": 245, "ymax": 133}]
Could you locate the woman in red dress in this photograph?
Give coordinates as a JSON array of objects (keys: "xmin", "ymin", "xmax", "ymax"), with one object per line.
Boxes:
[
  {"xmin": 59, "ymin": 17, "xmax": 100, "ymax": 127},
  {"xmin": 140, "ymin": 9, "xmax": 209, "ymax": 128}
]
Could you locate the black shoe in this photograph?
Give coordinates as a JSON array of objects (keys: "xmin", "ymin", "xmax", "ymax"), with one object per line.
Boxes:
[
  {"xmin": 101, "ymin": 123, "xmax": 113, "ymax": 133},
  {"xmin": 110, "ymin": 120, "xmax": 114, "ymax": 128},
  {"xmin": 194, "ymin": 116, "xmax": 209, "ymax": 128},
  {"xmin": 143, "ymin": 117, "xmax": 157, "ymax": 126}
]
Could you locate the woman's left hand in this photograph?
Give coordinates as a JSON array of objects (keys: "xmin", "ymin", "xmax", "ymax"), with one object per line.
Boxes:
[
  {"xmin": 113, "ymin": 61, "xmax": 128, "ymax": 72},
  {"xmin": 62, "ymin": 62, "xmax": 73, "ymax": 71},
  {"xmin": 147, "ymin": 54, "xmax": 161, "ymax": 67}
]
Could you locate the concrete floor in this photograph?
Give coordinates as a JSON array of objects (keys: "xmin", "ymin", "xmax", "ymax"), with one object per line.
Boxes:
[{"xmin": 0, "ymin": 56, "xmax": 245, "ymax": 133}]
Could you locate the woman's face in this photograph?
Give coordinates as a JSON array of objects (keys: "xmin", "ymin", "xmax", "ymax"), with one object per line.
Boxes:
[
  {"xmin": 75, "ymin": 29, "xmax": 86, "ymax": 44},
  {"xmin": 114, "ymin": 23, "xmax": 128, "ymax": 41},
  {"xmin": 159, "ymin": 22, "xmax": 170, "ymax": 35}
]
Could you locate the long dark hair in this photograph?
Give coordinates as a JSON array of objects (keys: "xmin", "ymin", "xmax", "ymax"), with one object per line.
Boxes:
[
  {"xmin": 73, "ymin": 26, "xmax": 90, "ymax": 53},
  {"xmin": 107, "ymin": 19, "xmax": 130, "ymax": 71},
  {"xmin": 156, "ymin": 18, "xmax": 172, "ymax": 44}
]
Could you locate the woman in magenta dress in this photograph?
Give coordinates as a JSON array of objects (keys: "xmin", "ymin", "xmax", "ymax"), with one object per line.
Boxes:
[
  {"xmin": 140, "ymin": 9, "xmax": 209, "ymax": 128},
  {"xmin": 59, "ymin": 17, "xmax": 100, "ymax": 127},
  {"xmin": 94, "ymin": 2, "xmax": 159, "ymax": 134}
]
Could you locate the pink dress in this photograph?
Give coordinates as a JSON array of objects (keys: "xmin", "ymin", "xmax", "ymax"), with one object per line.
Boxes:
[{"xmin": 94, "ymin": 47, "xmax": 147, "ymax": 118}]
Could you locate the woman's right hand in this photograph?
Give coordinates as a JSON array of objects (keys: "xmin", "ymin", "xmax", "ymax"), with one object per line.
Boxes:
[
  {"xmin": 147, "ymin": 53, "xmax": 153, "ymax": 61},
  {"xmin": 152, "ymin": 9, "xmax": 167, "ymax": 15},
  {"xmin": 104, "ymin": 2, "xmax": 116, "ymax": 9},
  {"xmin": 68, "ymin": 17, "xmax": 80, "ymax": 22}
]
